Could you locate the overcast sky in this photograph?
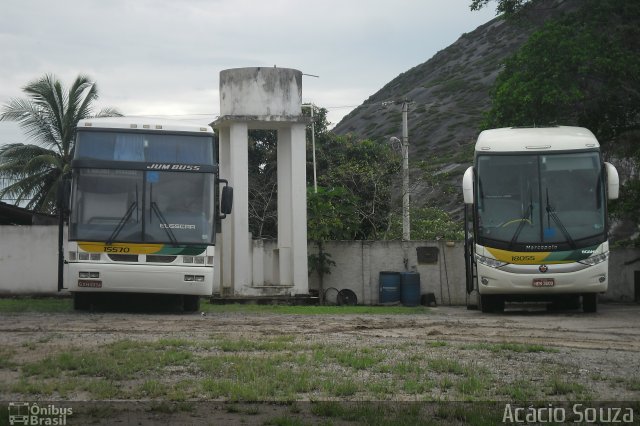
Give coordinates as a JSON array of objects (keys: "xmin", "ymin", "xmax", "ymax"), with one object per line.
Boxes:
[{"xmin": 0, "ymin": 1, "xmax": 496, "ymax": 145}]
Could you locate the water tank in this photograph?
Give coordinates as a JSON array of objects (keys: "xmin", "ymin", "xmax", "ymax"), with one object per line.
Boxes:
[
  {"xmin": 400, "ymin": 272, "xmax": 421, "ymax": 307},
  {"xmin": 379, "ymin": 271, "xmax": 401, "ymax": 304},
  {"xmin": 219, "ymin": 67, "xmax": 302, "ymax": 117}
]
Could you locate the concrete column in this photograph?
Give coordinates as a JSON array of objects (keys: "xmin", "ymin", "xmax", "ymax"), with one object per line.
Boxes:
[
  {"xmin": 277, "ymin": 125, "xmax": 308, "ymax": 293},
  {"xmin": 290, "ymin": 124, "xmax": 308, "ymax": 295},
  {"xmin": 218, "ymin": 127, "xmax": 233, "ymax": 293},
  {"xmin": 229, "ymin": 122, "xmax": 250, "ymax": 291},
  {"xmin": 277, "ymin": 128, "xmax": 293, "ymax": 286}
]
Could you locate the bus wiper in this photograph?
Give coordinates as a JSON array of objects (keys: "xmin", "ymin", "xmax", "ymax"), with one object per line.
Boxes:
[
  {"xmin": 106, "ymin": 201, "xmax": 137, "ymax": 245},
  {"xmin": 478, "ymin": 177, "xmax": 484, "ymax": 210},
  {"xmin": 508, "ymin": 188, "xmax": 533, "ymax": 249},
  {"xmin": 151, "ymin": 201, "xmax": 178, "ymax": 245},
  {"xmin": 545, "ymin": 188, "xmax": 576, "ymax": 249}
]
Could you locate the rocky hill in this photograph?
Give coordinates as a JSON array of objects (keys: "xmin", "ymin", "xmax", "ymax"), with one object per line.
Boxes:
[{"xmin": 333, "ymin": 0, "xmax": 581, "ymax": 218}]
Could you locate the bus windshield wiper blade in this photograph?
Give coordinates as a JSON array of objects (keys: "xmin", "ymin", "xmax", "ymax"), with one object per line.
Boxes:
[
  {"xmin": 151, "ymin": 201, "xmax": 178, "ymax": 245},
  {"xmin": 106, "ymin": 201, "xmax": 137, "ymax": 245},
  {"xmin": 508, "ymin": 187, "xmax": 533, "ymax": 249},
  {"xmin": 545, "ymin": 188, "xmax": 576, "ymax": 249}
]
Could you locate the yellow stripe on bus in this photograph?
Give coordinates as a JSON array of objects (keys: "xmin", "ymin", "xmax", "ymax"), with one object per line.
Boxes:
[
  {"xmin": 78, "ymin": 242, "xmax": 164, "ymax": 255},
  {"xmin": 486, "ymin": 247, "xmax": 569, "ymax": 265}
]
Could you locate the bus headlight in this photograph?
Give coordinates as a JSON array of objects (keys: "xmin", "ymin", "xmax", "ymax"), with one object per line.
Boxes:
[
  {"xmin": 78, "ymin": 252, "xmax": 90, "ymax": 261},
  {"xmin": 578, "ymin": 252, "xmax": 609, "ymax": 266},
  {"xmin": 184, "ymin": 275, "xmax": 205, "ymax": 282},
  {"xmin": 475, "ymin": 253, "xmax": 508, "ymax": 268}
]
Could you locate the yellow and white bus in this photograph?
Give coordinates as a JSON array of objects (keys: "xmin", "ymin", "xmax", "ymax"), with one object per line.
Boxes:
[
  {"xmin": 462, "ymin": 126, "xmax": 619, "ymax": 313},
  {"xmin": 65, "ymin": 117, "xmax": 232, "ymax": 311}
]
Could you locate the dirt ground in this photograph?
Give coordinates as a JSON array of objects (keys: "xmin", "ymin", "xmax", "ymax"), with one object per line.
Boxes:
[
  {"xmin": 2, "ymin": 302, "xmax": 639, "ymax": 352},
  {"xmin": 1, "ymin": 303, "xmax": 639, "ymax": 425}
]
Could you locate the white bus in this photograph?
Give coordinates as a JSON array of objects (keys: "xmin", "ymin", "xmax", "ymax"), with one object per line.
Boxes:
[
  {"xmin": 65, "ymin": 117, "xmax": 232, "ymax": 311},
  {"xmin": 462, "ymin": 126, "xmax": 619, "ymax": 313}
]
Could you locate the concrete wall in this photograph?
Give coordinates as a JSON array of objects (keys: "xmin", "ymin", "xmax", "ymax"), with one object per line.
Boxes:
[
  {"xmin": 0, "ymin": 225, "xmax": 66, "ymax": 294},
  {"xmin": 1, "ymin": 225, "xmax": 639, "ymax": 304},
  {"xmin": 307, "ymin": 240, "xmax": 468, "ymax": 305}
]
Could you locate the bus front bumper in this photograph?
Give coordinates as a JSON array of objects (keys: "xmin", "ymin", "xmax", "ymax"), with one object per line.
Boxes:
[
  {"xmin": 476, "ymin": 261, "xmax": 608, "ymax": 295},
  {"xmin": 66, "ymin": 262, "xmax": 213, "ymax": 296}
]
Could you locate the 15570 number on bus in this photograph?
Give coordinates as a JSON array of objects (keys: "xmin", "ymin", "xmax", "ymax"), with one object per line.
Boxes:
[{"xmin": 103, "ymin": 246, "xmax": 131, "ymax": 253}]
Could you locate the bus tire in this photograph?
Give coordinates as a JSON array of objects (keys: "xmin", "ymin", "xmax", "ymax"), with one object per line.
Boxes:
[
  {"xmin": 73, "ymin": 292, "xmax": 91, "ymax": 311},
  {"xmin": 582, "ymin": 293, "xmax": 598, "ymax": 313},
  {"xmin": 479, "ymin": 294, "xmax": 504, "ymax": 313},
  {"xmin": 184, "ymin": 295, "xmax": 201, "ymax": 312}
]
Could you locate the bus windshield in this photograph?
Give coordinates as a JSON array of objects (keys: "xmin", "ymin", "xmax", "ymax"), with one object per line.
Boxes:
[
  {"xmin": 70, "ymin": 168, "xmax": 215, "ymax": 244},
  {"xmin": 75, "ymin": 130, "xmax": 214, "ymax": 165},
  {"xmin": 476, "ymin": 151, "xmax": 605, "ymax": 250}
]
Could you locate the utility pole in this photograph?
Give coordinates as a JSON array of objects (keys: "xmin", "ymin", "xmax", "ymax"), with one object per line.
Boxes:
[
  {"xmin": 302, "ymin": 103, "xmax": 318, "ymax": 193},
  {"xmin": 401, "ymin": 99, "xmax": 410, "ymax": 241}
]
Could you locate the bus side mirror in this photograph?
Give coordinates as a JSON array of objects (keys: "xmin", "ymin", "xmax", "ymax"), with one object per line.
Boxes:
[
  {"xmin": 462, "ymin": 166, "xmax": 474, "ymax": 204},
  {"xmin": 604, "ymin": 162, "xmax": 619, "ymax": 200},
  {"xmin": 57, "ymin": 178, "xmax": 72, "ymax": 213},
  {"xmin": 218, "ymin": 179, "xmax": 233, "ymax": 219}
]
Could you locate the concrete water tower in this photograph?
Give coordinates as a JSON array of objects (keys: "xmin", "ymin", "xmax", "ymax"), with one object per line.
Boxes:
[{"xmin": 213, "ymin": 67, "xmax": 308, "ymax": 297}]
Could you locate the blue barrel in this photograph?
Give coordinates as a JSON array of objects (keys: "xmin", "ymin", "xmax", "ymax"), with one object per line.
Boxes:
[
  {"xmin": 401, "ymin": 272, "xmax": 421, "ymax": 307},
  {"xmin": 379, "ymin": 271, "xmax": 401, "ymax": 304}
]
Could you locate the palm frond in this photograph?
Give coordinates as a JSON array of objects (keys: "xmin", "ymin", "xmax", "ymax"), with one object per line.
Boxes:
[
  {"xmin": 22, "ymin": 75, "xmax": 65, "ymax": 149},
  {"xmin": 0, "ymin": 98, "xmax": 60, "ymax": 150},
  {"xmin": 66, "ymin": 75, "xmax": 96, "ymax": 151},
  {"xmin": 73, "ymin": 75, "xmax": 98, "ymax": 121},
  {"xmin": 0, "ymin": 144, "xmax": 59, "ymax": 176},
  {"xmin": 1, "ymin": 73, "xmax": 120, "ymax": 213},
  {"xmin": 95, "ymin": 107, "xmax": 123, "ymax": 118}
]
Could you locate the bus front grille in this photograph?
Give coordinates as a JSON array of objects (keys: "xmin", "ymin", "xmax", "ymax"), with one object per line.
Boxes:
[
  {"xmin": 146, "ymin": 255, "xmax": 177, "ymax": 263},
  {"xmin": 107, "ymin": 254, "xmax": 139, "ymax": 262}
]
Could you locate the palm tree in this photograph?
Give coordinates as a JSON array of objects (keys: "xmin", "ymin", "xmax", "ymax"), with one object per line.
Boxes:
[{"xmin": 0, "ymin": 74, "xmax": 121, "ymax": 213}]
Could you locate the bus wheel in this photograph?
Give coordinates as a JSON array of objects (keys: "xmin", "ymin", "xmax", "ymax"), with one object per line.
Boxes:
[
  {"xmin": 73, "ymin": 293, "xmax": 91, "ymax": 311},
  {"xmin": 479, "ymin": 294, "xmax": 504, "ymax": 313},
  {"xmin": 184, "ymin": 295, "xmax": 201, "ymax": 312},
  {"xmin": 582, "ymin": 293, "xmax": 598, "ymax": 313}
]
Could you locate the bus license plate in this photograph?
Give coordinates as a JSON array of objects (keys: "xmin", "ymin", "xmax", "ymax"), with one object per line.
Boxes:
[
  {"xmin": 532, "ymin": 278, "xmax": 554, "ymax": 288},
  {"xmin": 78, "ymin": 280, "xmax": 102, "ymax": 288}
]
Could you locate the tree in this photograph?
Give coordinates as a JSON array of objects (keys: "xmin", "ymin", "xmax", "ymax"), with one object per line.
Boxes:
[
  {"xmin": 246, "ymin": 106, "xmax": 332, "ymax": 239},
  {"xmin": 307, "ymin": 186, "xmax": 359, "ymax": 303},
  {"xmin": 247, "ymin": 129, "xmax": 278, "ymax": 238},
  {"xmin": 245, "ymin": 106, "xmax": 401, "ymax": 241},
  {"xmin": 385, "ymin": 207, "xmax": 464, "ymax": 241},
  {"xmin": 482, "ymin": 0, "xmax": 640, "ymax": 143},
  {"xmin": 482, "ymin": 0, "xmax": 640, "ymax": 242},
  {"xmin": 314, "ymin": 135, "xmax": 401, "ymax": 239},
  {"xmin": 0, "ymin": 74, "xmax": 121, "ymax": 213},
  {"xmin": 470, "ymin": 0, "xmax": 531, "ymax": 15}
]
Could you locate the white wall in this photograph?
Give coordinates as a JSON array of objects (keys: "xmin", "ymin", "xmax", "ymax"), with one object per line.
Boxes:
[
  {"xmin": 307, "ymin": 240, "xmax": 467, "ymax": 305},
  {"xmin": 0, "ymin": 225, "xmax": 66, "ymax": 294}
]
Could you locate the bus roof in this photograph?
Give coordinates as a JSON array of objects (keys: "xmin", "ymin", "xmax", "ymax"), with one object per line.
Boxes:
[
  {"xmin": 475, "ymin": 126, "xmax": 599, "ymax": 153},
  {"xmin": 77, "ymin": 117, "xmax": 214, "ymax": 134}
]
